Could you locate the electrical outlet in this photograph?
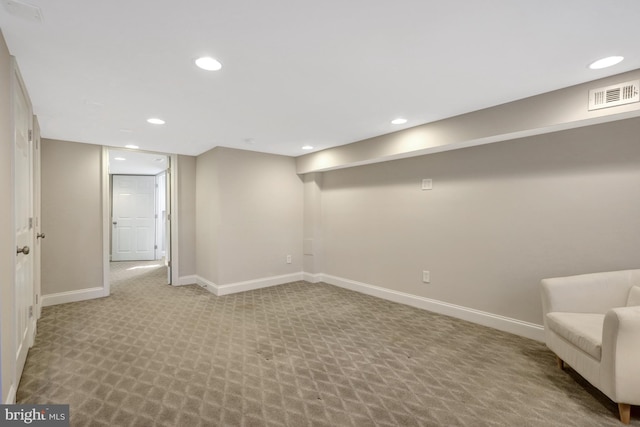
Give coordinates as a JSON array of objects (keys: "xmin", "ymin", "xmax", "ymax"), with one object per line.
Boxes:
[
  {"xmin": 286, "ymin": 255, "xmax": 292, "ymax": 264},
  {"xmin": 422, "ymin": 270, "xmax": 430, "ymax": 283},
  {"xmin": 421, "ymin": 179, "xmax": 432, "ymax": 190}
]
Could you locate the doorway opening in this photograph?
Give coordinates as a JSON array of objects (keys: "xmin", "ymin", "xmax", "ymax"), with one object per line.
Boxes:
[{"xmin": 105, "ymin": 148, "xmax": 175, "ymax": 291}]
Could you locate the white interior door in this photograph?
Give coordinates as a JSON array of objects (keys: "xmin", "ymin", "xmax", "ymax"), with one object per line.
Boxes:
[
  {"xmin": 111, "ymin": 175, "xmax": 156, "ymax": 261},
  {"xmin": 13, "ymin": 66, "xmax": 34, "ymax": 388}
]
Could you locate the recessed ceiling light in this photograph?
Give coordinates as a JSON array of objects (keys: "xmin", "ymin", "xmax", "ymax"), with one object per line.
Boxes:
[
  {"xmin": 195, "ymin": 56, "xmax": 222, "ymax": 71},
  {"xmin": 301, "ymin": 145, "xmax": 314, "ymax": 150},
  {"xmin": 147, "ymin": 118, "xmax": 165, "ymax": 125},
  {"xmin": 589, "ymin": 56, "xmax": 624, "ymax": 70},
  {"xmin": 154, "ymin": 158, "xmax": 164, "ymax": 162},
  {"xmin": 391, "ymin": 118, "xmax": 407, "ymax": 125},
  {"xmin": 125, "ymin": 144, "xmax": 139, "ymax": 149},
  {"xmin": 114, "ymin": 157, "xmax": 126, "ymax": 161}
]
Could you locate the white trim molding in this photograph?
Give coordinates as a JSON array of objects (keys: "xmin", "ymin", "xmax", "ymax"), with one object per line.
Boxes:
[
  {"xmin": 101, "ymin": 146, "xmax": 110, "ymax": 296},
  {"xmin": 42, "ymin": 287, "xmax": 107, "ymax": 307},
  {"xmin": 197, "ymin": 273, "xmax": 304, "ymax": 296},
  {"xmin": 319, "ymin": 274, "xmax": 545, "ymax": 342},
  {"xmin": 5, "ymin": 384, "xmax": 16, "ymax": 404}
]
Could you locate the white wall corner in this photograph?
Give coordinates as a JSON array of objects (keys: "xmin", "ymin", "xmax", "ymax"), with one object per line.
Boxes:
[
  {"xmin": 42, "ymin": 287, "xmax": 107, "ymax": 307},
  {"xmin": 319, "ymin": 274, "xmax": 545, "ymax": 342},
  {"xmin": 303, "ymin": 272, "xmax": 323, "ymax": 283},
  {"xmin": 195, "ymin": 276, "xmax": 218, "ymax": 295},
  {"xmin": 176, "ymin": 275, "xmax": 198, "ymax": 286}
]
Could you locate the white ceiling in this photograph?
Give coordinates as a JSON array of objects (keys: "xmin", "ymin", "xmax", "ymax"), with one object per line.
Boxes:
[{"xmin": 1, "ymin": 0, "xmax": 640, "ymax": 158}]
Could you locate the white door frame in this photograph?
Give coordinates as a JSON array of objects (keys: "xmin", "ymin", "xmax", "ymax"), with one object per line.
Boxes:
[
  {"xmin": 101, "ymin": 148, "xmax": 179, "ymax": 293},
  {"xmin": 32, "ymin": 116, "xmax": 42, "ymax": 321},
  {"xmin": 155, "ymin": 171, "xmax": 167, "ymax": 261}
]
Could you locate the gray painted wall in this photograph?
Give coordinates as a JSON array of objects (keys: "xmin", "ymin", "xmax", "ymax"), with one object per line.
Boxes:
[
  {"xmin": 41, "ymin": 139, "xmax": 104, "ymax": 295},
  {"xmin": 178, "ymin": 155, "xmax": 196, "ymax": 277},
  {"xmin": 195, "ymin": 148, "xmax": 220, "ymax": 284},
  {"xmin": 319, "ymin": 117, "xmax": 640, "ymax": 324},
  {"xmin": 196, "ymin": 147, "xmax": 304, "ymax": 285}
]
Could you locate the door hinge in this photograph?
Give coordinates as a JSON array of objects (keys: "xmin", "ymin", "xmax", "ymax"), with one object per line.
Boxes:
[
  {"xmin": 29, "ymin": 306, "xmax": 33, "ymax": 318},
  {"xmin": 167, "ymin": 261, "xmax": 171, "ymax": 268},
  {"xmin": 29, "ymin": 217, "xmax": 33, "ymax": 229},
  {"xmin": 35, "ymin": 294, "xmax": 38, "ymax": 304},
  {"xmin": 28, "ymin": 129, "xmax": 33, "ymax": 142},
  {"xmin": 167, "ymin": 214, "xmax": 171, "ymax": 221},
  {"xmin": 155, "ymin": 214, "xmax": 158, "ymax": 219}
]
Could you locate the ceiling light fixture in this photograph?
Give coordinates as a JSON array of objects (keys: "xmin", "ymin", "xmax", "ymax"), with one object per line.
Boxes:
[
  {"xmin": 301, "ymin": 145, "xmax": 314, "ymax": 150},
  {"xmin": 391, "ymin": 118, "xmax": 407, "ymax": 125},
  {"xmin": 195, "ymin": 56, "xmax": 223, "ymax": 71},
  {"xmin": 589, "ymin": 56, "xmax": 624, "ymax": 70},
  {"xmin": 125, "ymin": 144, "xmax": 139, "ymax": 149},
  {"xmin": 147, "ymin": 118, "xmax": 165, "ymax": 125},
  {"xmin": 114, "ymin": 157, "xmax": 126, "ymax": 161}
]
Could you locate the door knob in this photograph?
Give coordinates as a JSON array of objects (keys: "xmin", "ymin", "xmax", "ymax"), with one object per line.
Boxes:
[
  {"xmin": 16, "ymin": 246, "xmax": 30, "ymax": 255},
  {"xmin": 37, "ymin": 232, "xmax": 45, "ymax": 239}
]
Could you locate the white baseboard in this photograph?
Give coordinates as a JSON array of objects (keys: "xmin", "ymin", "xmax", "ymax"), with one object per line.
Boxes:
[
  {"xmin": 320, "ymin": 274, "xmax": 545, "ymax": 342},
  {"xmin": 176, "ymin": 275, "xmax": 198, "ymax": 286},
  {"xmin": 43, "ymin": 270, "xmax": 542, "ymax": 342},
  {"xmin": 5, "ymin": 384, "xmax": 16, "ymax": 404},
  {"xmin": 196, "ymin": 273, "xmax": 304, "ymax": 296},
  {"xmin": 42, "ymin": 287, "xmax": 107, "ymax": 307}
]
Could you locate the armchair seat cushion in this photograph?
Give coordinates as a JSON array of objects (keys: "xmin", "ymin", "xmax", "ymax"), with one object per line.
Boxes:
[{"xmin": 546, "ymin": 312, "xmax": 604, "ymax": 360}]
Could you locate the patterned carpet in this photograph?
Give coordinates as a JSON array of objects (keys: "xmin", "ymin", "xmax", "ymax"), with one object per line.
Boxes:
[{"xmin": 17, "ymin": 261, "xmax": 637, "ymax": 426}]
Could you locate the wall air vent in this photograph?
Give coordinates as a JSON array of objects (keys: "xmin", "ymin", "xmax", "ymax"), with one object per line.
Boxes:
[
  {"xmin": 1, "ymin": 0, "xmax": 43, "ymax": 23},
  {"xmin": 588, "ymin": 80, "xmax": 640, "ymax": 111}
]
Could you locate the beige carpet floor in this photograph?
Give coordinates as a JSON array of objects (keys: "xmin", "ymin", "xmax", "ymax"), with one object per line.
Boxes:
[{"xmin": 16, "ymin": 261, "xmax": 638, "ymax": 426}]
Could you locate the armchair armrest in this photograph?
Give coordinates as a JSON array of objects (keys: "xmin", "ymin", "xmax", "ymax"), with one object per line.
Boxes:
[{"xmin": 600, "ymin": 306, "xmax": 640, "ymax": 405}]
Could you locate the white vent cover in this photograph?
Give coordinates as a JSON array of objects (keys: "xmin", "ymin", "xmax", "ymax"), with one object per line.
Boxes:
[
  {"xmin": 588, "ymin": 80, "xmax": 640, "ymax": 111},
  {"xmin": 2, "ymin": 0, "xmax": 42, "ymax": 22}
]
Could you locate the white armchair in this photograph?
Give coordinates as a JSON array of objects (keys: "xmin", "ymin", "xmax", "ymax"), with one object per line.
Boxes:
[{"xmin": 541, "ymin": 269, "xmax": 640, "ymax": 424}]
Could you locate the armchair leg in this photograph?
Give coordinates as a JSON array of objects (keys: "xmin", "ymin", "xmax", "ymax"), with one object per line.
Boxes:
[
  {"xmin": 618, "ymin": 403, "xmax": 630, "ymax": 424},
  {"xmin": 556, "ymin": 356, "xmax": 564, "ymax": 370}
]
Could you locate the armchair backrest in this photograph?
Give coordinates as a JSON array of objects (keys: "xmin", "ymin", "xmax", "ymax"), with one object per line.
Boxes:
[{"xmin": 541, "ymin": 269, "xmax": 640, "ymax": 316}]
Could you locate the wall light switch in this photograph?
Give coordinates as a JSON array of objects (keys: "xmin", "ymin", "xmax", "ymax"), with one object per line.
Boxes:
[
  {"xmin": 286, "ymin": 255, "xmax": 292, "ymax": 264},
  {"xmin": 421, "ymin": 179, "xmax": 432, "ymax": 190},
  {"xmin": 422, "ymin": 270, "xmax": 430, "ymax": 283}
]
